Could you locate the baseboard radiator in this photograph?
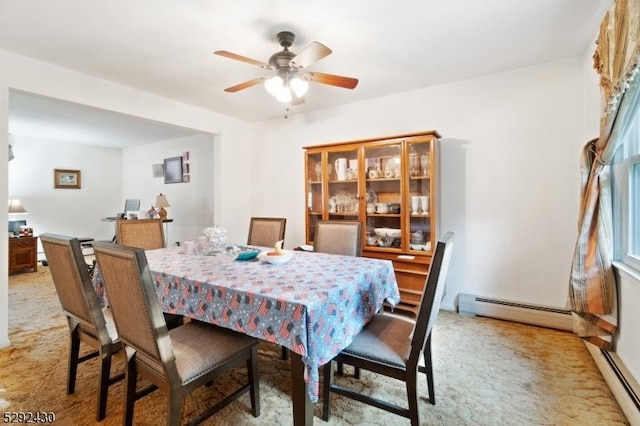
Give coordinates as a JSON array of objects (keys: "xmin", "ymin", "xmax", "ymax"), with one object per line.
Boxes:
[
  {"xmin": 458, "ymin": 293, "xmax": 573, "ymax": 331},
  {"xmin": 586, "ymin": 344, "xmax": 640, "ymax": 425},
  {"xmin": 458, "ymin": 293, "xmax": 640, "ymax": 425}
]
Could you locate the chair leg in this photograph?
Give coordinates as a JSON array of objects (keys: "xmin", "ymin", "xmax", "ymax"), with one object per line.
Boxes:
[
  {"xmin": 406, "ymin": 373, "xmax": 420, "ymax": 426},
  {"xmin": 96, "ymin": 350, "xmax": 112, "ymax": 421},
  {"xmin": 123, "ymin": 356, "xmax": 137, "ymax": 426},
  {"xmin": 322, "ymin": 361, "xmax": 333, "ymax": 422},
  {"xmin": 354, "ymin": 366, "xmax": 361, "ymax": 379},
  {"xmin": 248, "ymin": 346, "xmax": 261, "ymax": 417},
  {"xmin": 167, "ymin": 390, "xmax": 182, "ymax": 426},
  {"xmin": 337, "ymin": 361, "xmax": 343, "ymax": 376},
  {"xmin": 67, "ymin": 329, "xmax": 80, "ymax": 395},
  {"xmin": 423, "ymin": 333, "xmax": 435, "ymax": 405}
]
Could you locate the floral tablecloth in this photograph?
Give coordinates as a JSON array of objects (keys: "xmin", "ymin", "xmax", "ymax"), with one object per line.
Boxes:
[{"xmin": 94, "ymin": 245, "xmax": 399, "ymax": 402}]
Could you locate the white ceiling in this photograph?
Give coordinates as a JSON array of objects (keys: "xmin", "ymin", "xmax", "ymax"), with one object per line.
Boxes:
[{"xmin": 1, "ymin": 0, "xmax": 611, "ymax": 146}]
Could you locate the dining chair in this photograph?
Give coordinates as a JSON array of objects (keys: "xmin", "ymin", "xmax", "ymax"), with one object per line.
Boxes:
[
  {"xmin": 116, "ymin": 218, "xmax": 165, "ymax": 249},
  {"xmin": 246, "ymin": 217, "xmax": 290, "ymax": 359},
  {"xmin": 322, "ymin": 232, "xmax": 454, "ymax": 426},
  {"xmin": 312, "ymin": 220, "xmax": 363, "ymax": 367},
  {"xmin": 40, "ymin": 233, "xmax": 124, "ymax": 422},
  {"xmin": 93, "ymin": 241, "xmax": 261, "ymax": 426},
  {"xmin": 115, "ymin": 218, "xmax": 183, "ymax": 329},
  {"xmin": 313, "ymin": 220, "xmax": 362, "ymax": 257},
  {"xmin": 247, "ymin": 217, "xmax": 287, "ymax": 248}
]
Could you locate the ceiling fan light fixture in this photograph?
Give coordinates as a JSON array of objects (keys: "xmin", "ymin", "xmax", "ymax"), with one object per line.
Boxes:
[
  {"xmin": 275, "ymin": 88, "xmax": 292, "ymax": 103},
  {"xmin": 264, "ymin": 75, "xmax": 284, "ymax": 96},
  {"xmin": 290, "ymin": 76, "xmax": 309, "ymax": 98}
]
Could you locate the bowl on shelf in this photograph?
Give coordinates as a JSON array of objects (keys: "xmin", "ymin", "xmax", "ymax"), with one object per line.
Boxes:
[
  {"xmin": 374, "ymin": 227, "xmax": 401, "ymax": 238},
  {"xmin": 410, "ymin": 242, "xmax": 432, "ymax": 251},
  {"xmin": 259, "ymin": 250, "xmax": 293, "ymax": 266}
]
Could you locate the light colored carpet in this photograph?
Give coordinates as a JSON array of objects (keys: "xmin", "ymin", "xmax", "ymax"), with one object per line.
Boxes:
[{"xmin": 1, "ymin": 266, "xmax": 628, "ymax": 425}]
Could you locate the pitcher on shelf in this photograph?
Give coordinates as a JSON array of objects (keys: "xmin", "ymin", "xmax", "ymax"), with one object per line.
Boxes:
[{"xmin": 334, "ymin": 158, "xmax": 348, "ymax": 181}]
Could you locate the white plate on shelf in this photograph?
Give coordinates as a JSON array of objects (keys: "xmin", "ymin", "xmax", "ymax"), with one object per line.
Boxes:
[{"xmin": 384, "ymin": 157, "xmax": 401, "ymax": 172}]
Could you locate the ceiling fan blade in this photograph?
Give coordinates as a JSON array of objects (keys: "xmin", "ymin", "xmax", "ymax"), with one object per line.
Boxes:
[
  {"xmin": 224, "ymin": 77, "xmax": 266, "ymax": 93},
  {"xmin": 214, "ymin": 50, "xmax": 273, "ymax": 69},
  {"xmin": 309, "ymin": 72, "xmax": 359, "ymax": 89},
  {"xmin": 289, "ymin": 42, "xmax": 332, "ymax": 69}
]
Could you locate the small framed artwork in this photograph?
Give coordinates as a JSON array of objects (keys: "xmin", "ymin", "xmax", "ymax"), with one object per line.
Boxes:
[
  {"xmin": 54, "ymin": 169, "xmax": 81, "ymax": 189},
  {"xmin": 152, "ymin": 163, "xmax": 164, "ymax": 178},
  {"xmin": 163, "ymin": 156, "xmax": 183, "ymax": 184}
]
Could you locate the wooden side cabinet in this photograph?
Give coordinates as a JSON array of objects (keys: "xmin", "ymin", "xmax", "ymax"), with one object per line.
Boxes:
[{"xmin": 9, "ymin": 236, "xmax": 38, "ymax": 274}]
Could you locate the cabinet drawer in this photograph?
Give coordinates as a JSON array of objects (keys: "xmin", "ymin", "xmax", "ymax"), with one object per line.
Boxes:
[{"xmin": 11, "ymin": 237, "xmax": 36, "ymax": 249}]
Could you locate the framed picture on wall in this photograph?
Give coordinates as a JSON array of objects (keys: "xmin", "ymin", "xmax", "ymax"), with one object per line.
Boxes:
[
  {"xmin": 152, "ymin": 163, "xmax": 164, "ymax": 178},
  {"xmin": 54, "ymin": 169, "xmax": 81, "ymax": 189},
  {"xmin": 163, "ymin": 156, "xmax": 183, "ymax": 184}
]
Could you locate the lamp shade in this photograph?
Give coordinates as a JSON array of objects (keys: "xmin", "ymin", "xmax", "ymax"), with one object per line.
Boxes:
[
  {"xmin": 155, "ymin": 193, "xmax": 170, "ymax": 208},
  {"xmin": 8, "ymin": 199, "xmax": 27, "ymax": 214}
]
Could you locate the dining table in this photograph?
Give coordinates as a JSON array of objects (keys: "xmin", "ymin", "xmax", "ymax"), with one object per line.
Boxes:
[{"xmin": 93, "ymin": 245, "xmax": 400, "ymax": 425}]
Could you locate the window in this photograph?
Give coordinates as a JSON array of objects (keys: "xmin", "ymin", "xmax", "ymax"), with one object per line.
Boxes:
[{"xmin": 612, "ymin": 113, "xmax": 640, "ymax": 272}]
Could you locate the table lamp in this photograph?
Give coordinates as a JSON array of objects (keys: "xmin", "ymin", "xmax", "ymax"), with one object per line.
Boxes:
[
  {"xmin": 8, "ymin": 199, "xmax": 27, "ymax": 214},
  {"xmin": 155, "ymin": 193, "xmax": 170, "ymax": 220}
]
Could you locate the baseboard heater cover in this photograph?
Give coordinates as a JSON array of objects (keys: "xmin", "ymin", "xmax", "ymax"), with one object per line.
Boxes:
[
  {"xmin": 585, "ymin": 343, "xmax": 640, "ymax": 425},
  {"xmin": 458, "ymin": 293, "xmax": 573, "ymax": 332}
]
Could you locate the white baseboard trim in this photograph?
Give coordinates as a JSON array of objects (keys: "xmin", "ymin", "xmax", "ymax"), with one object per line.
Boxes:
[
  {"xmin": 585, "ymin": 342, "xmax": 640, "ymax": 426},
  {"xmin": 458, "ymin": 293, "xmax": 573, "ymax": 331}
]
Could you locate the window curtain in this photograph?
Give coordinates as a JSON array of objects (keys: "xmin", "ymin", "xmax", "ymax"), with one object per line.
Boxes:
[{"xmin": 569, "ymin": 0, "xmax": 640, "ymax": 350}]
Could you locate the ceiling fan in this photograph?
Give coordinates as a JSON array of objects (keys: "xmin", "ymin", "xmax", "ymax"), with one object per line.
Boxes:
[{"xmin": 214, "ymin": 31, "xmax": 358, "ymax": 104}]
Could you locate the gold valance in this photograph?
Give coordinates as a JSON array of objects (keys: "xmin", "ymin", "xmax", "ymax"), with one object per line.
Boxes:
[{"xmin": 593, "ymin": 0, "xmax": 640, "ymax": 126}]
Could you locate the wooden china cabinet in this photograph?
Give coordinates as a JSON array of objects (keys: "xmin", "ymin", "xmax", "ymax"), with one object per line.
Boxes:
[{"xmin": 303, "ymin": 130, "xmax": 442, "ymax": 314}]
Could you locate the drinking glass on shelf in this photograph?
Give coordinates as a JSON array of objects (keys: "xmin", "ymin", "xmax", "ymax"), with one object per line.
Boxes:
[
  {"xmin": 411, "ymin": 196, "xmax": 420, "ymax": 214},
  {"xmin": 420, "ymin": 155, "xmax": 430, "ymax": 176},
  {"xmin": 315, "ymin": 163, "xmax": 322, "ymax": 181},
  {"xmin": 419, "ymin": 196, "xmax": 429, "ymax": 214}
]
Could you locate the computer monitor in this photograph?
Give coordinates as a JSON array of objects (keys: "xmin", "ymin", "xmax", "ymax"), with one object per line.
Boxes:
[
  {"xmin": 123, "ymin": 199, "xmax": 140, "ymax": 214},
  {"xmin": 8, "ymin": 220, "xmax": 27, "ymax": 236}
]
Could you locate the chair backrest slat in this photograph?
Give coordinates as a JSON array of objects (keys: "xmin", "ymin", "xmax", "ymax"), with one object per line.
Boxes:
[
  {"xmin": 93, "ymin": 242, "xmax": 173, "ymax": 379},
  {"xmin": 116, "ymin": 219, "xmax": 165, "ymax": 250},
  {"xmin": 247, "ymin": 217, "xmax": 286, "ymax": 248},
  {"xmin": 314, "ymin": 221, "xmax": 362, "ymax": 257},
  {"xmin": 410, "ymin": 232, "xmax": 454, "ymax": 360}
]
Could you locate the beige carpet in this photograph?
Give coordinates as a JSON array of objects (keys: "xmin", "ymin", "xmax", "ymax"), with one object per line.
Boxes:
[{"xmin": 1, "ymin": 266, "xmax": 628, "ymax": 425}]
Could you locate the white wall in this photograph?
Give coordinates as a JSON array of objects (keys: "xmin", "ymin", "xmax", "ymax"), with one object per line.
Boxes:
[
  {"xmin": 252, "ymin": 57, "xmax": 586, "ymax": 313},
  {"xmin": 122, "ymin": 133, "xmax": 216, "ymax": 246},
  {"xmin": 8, "ymin": 136, "xmax": 122, "ymax": 251},
  {"xmin": 0, "ymin": 49, "xmax": 254, "ymax": 347}
]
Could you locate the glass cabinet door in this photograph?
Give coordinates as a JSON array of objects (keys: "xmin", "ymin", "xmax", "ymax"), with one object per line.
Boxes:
[
  {"xmin": 363, "ymin": 142, "xmax": 402, "ymax": 251},
  {"xmin": 305, "ymin": 151, "xmax": 323, "ymax": 243},
  {"xmin": 407, "ymin": 138, "xmax": 433, "ymax": 253},
  {"xmin": 326, "ymin": 147, "xmax": 360, "ymax": 223}
]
